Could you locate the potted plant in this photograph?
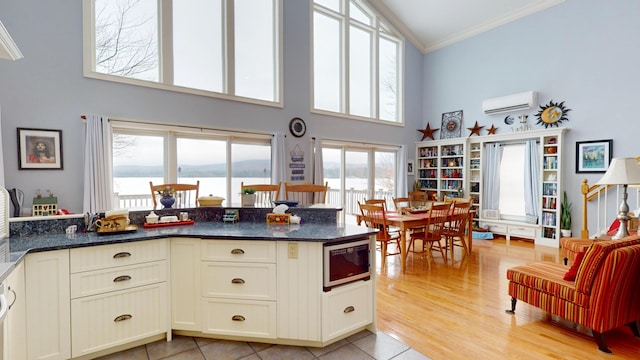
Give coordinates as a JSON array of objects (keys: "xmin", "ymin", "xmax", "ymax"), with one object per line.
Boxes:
[
  {"xmin": 241, "ymin": 187, "xmax": 257, "ymax": 207},
  {"xmin": 561, "ymin": 191, "xmax": 572, "ymax": 237},
  {"xmin": 156, "ymin": 185, "xmax": 175, "ymax": 209}
]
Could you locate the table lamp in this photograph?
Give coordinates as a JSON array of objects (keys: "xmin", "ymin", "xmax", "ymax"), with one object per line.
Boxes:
[{"xmin": 596, "ymin": 157, "xmax": 640, "ymax": 239}]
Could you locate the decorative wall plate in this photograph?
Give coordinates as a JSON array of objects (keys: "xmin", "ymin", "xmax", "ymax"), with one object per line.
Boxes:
[
  {"xmin": 535, "ymin": 100, "xmax": 571, "ymax": 128},
  {"xmin": 440, "ymin": 110, "xmax": 463, "ymax": 139},
  {"xmin": 289, "ymin": 117, "xmax": 306, "ymax": 137}
]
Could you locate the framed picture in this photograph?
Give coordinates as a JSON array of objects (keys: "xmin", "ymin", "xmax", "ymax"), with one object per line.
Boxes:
[
  {"xmin": 407, "ymin": 160, "xmax": 415, "ymax": 175},
  {"xmin": 576, "ymin": 139, "xmax": 612, "ymax": 173},
  {"xmin": 17, "ymin": 128, "xmax": 63, "ymax": 170}
]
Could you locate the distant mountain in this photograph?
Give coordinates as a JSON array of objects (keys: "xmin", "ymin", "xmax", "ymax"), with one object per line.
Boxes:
[{"xmin": 114, "ymin": 160, "xmax": 271, "ymax": 177}]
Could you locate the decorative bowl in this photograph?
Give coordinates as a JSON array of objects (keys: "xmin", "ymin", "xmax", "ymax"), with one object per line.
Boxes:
[{"xmin": 198, "ymin": 195, "xmax": 225, "ymax": 206}]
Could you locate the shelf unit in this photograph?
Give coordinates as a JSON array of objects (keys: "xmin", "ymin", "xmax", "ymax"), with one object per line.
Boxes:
[
  {"xmin": 541, "ymin": 134, "xmax": 561, "ymax": 242},
  {"xmin": 416, "ymin": 139, "xmax": 465, "ymax": 201},
  {"xmin": 416, "ymin": 128, "xmax": 566, "ymax": 247},
  {"xmin": 468, "ymin": 141, "xmax": 482, "ymax": 227}
]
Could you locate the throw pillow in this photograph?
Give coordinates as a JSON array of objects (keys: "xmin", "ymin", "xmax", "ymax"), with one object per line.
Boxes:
[{"xmin": 563, "ymin": 251, "xmax": 586, "ymax": 281}]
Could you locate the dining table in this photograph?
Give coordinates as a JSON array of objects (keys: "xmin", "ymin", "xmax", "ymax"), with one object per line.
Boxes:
[{"xmin": 357, "ymin": 207, "xmax": 476, "ymax": 272}]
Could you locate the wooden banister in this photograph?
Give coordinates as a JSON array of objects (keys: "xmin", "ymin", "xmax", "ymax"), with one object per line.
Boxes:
[{"xmin": 581, "ymin": 179, "xmax": 611, "ymax": 239}]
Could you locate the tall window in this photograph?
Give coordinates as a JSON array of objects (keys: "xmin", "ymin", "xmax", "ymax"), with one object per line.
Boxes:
[
  {"xmin": 84, "ymin": 0, "xmax": 281, "ymax": 104},
  {"xmin": 499, "ymin": 143, "xmax": 526, "ymax": 219},
  {"xmin": 312, "ymin": 0, "xmax": 403, "ymax": 123},
  {"xmin": 111, "ymin": 123, "xmax": 272, "ymax": 209}
]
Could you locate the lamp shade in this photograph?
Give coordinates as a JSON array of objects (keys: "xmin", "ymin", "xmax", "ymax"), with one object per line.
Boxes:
[{"xmin": 596, "ymin": 157, "xmax": 640, "ymax": 185}]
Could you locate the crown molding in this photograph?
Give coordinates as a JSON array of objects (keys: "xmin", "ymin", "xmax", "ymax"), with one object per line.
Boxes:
[{"xmin": 0, "ymin": 20, "xmax": 23, "ymax": 60}]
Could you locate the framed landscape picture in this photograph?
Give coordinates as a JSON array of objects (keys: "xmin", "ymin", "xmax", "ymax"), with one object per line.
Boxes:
[
  {"xmin": 18, "ymin": 128, "xmax": 63, "ymax": 170},
  {"xmin": 575, "ymin": 139, "xmax": 612, "ymax": 173}
]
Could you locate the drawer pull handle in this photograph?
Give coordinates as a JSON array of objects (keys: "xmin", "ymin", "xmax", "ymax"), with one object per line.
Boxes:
[
  {"xmin": 231, "ymin": 278, "xmax": 245, "ymax": 284},
  {"xmin": 114, "ymin": 314, "xmax": 132, "ymax": 322},
  {"xmin": 113, "ymin": 275, "xmax": 132, "ymax": 282},
  {"xmin": 231, "ymin": 315, "xmax": 246, "ymax": 321},
  {"xmin": 231, "ymin": 248, "xmax": 245, "ymax": 255},
  {"xmin": 344, "ymin": 306, "xmax": 355, "ymax": 314},
  {"xmin": 113, "ymin": 252, "xmax": 131, "ymax": 258}
]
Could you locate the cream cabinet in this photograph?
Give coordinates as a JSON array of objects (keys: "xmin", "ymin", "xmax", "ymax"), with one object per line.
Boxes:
[
  {"xmin": 201, "ymin": 240, "xmax": 277, "ymax": 339},
  {"xmin": 322, "ymin": 279, "xmax": 373, "ymax": 340},
  {"xmin": 25, "ymin": 249, "xmax": 71, "ymax": 360},
  {"xmin": 170, "ymin": 237, "xmax": 201, "ymax": 331},
  {"xmin": 170, "ymin": 238, "xmax": 375, "ymax": 345},
  {"xmin": 5, "ymin": 260, "xmax": 26, "ymax": 360},
  {"xmin": 69, "ymin": 239, "xmax": 169, "ymax": 358}
]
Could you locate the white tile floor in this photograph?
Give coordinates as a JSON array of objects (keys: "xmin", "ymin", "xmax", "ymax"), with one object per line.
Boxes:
[{"xmin": 95, "ymin": 330, "xmax": 431, "ymax": 360}]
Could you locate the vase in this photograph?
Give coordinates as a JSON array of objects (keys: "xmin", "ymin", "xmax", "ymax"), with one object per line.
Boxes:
[
  {"xmin": 160, "ymin": 195, "xmax": 175, "ymax": 209},
  {"xmin": 242, "ymin": 194, "xmax": 256, "ymax": 207}
]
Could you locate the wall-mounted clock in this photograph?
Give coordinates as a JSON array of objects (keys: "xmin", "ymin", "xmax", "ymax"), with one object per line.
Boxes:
[{"xmin": 289, "ymin": 117, "xmax": 306, "ymax": 137}]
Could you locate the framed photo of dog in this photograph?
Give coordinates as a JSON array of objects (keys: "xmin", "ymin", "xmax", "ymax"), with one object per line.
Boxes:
[{"xmin": 17, "ymin": 128, "xmax": 63, "ymax": 170}]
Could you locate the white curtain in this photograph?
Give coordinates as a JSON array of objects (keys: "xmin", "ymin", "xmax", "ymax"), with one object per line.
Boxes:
[
  {"xmin": 0, "ymin": 107, "xmax": 4, "ymax": 186},
  {"xmin": 313, "ymin": 137, "xmax": 324, "ymax": 185},
  {"xmin": 271, "ymin": 132, "xmax": 286, "ymax": 200},
  {"xmin": 482, "ymin": 143, "xmax": 503, "ymax": 210},
  {"xmin": 396, "ymin": 145, "xmax": 408, "ymax": 196},
  {"xmin": 524, "ymin": 140, "xmax": 540, "ymax": 220},
  {"xmin": 83, "ymin": 115, "xmax": 113, "ymax": 213}
]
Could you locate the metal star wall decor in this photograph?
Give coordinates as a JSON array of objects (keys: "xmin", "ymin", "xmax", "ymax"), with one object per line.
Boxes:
[
  {"xmin": 418, "ymin": 123, "xmax": 439, "ymax": 141},
  {"xmin": 468, "ymin": 121, "xmax": 484, "ymax": 137},
  {"xmin": 488, "ymin": 124, "xmax": 498, "ymax": 135}
]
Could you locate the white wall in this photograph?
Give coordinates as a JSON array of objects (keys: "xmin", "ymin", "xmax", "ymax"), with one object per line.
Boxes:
[
  {"xmin": 0, "ymin": 0, "xmax": 424, "ymax": 212},
  {"xmin": 422, "ymin": 0, "xmax": 640, "ymax": 234}
]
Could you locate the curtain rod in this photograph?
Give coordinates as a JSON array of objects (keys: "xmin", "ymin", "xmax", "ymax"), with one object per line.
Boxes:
[{"xmin": 81, "ymin": 114, "xmax": 273, "ymax": 137}]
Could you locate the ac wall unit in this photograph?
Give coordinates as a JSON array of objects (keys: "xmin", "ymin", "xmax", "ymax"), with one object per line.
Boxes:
[{"xmin": 482, "ymin": 91, "xmax": 537, "ymax": 115}]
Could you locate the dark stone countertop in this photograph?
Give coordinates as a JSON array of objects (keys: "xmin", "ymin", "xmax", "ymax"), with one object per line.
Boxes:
[{"xmin": 9, "ymin": 221, "xmax": 376, "ymax": 254}]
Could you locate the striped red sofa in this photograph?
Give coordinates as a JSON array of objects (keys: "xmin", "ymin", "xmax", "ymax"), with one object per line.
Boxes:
[{"xmin": 506, "ymin": 236, "xmax": 640, "ymax": 353}]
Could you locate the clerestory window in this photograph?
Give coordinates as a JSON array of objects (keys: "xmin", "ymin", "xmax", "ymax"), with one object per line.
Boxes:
[
  {"xmin": 83, "ymin": 0, "xmax": 282, "ymax": 105},
  {"xmin": 312, "ymin": 0, "xmax": 404, "ymax": 123}
]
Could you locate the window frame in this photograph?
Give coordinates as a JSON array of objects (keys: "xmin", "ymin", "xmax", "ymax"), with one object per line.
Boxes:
[
  {"xmin": 321, "ymin": 139, "xmax": 400, "ymax": 224},
  {"xmin": 110, "ymin": 119, "xmax": 273, "ymax": 208},
  {"xmin": 311, "ymin": 0, "xmax": 405, "ymax": 125},
  {"xmin": 82, "ymin": 0, "xmax": 283, "ymax": 107}
]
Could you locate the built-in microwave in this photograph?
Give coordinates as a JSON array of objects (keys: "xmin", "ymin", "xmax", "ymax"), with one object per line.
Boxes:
[{"xmin": 323, "ymin": 238, "xmax": 371, "ymax": 291}]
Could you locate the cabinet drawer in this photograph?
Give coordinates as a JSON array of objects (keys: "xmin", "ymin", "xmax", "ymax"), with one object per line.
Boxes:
[
  {"xmin": 201, "ymin": 262, "xmax": 276, "ymax": 300},
  {"xmin": 70, "ymin": 239, "xmax": 168, "ymax": 273},
  {"xmin": 508, "ymin": 225, "xmax": 538, "ymax": 239},
  {"xmin": 322, "ymin": 280, "xmax": 372, "ymax": 340},
  {"xmin": 201, "ymin": 240, "xmax": 276, "ymax": 263},
  {"xmin": 70, "ymin": 260, "xmax": 167, "ymax": 298},
  {"xmin": 202, "ymin": 298, "xmax": 276, "ymax": 339},
  {"xmin": 71, "ymin": 283, "xmax": 168, "ymax": 357},
  {"xmin": 485, "ymin": 223, "xmax": 507, "ymax": 234}
]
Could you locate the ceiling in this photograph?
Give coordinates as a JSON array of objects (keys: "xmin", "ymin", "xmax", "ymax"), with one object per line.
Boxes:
[{"xmin": 368, "ymin": 0, "xmax": 565, "ymax": 53}]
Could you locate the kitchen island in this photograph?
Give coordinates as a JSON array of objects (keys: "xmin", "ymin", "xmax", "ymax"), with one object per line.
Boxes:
[{"xmin": 5, "ymin": 213, "xmax": 378, "ymax": 360}]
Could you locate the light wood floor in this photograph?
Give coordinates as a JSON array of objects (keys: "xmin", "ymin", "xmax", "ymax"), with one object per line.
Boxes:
[{"xmin": 375, "ymin": 237, "xmax": 640, "ymax": 359}]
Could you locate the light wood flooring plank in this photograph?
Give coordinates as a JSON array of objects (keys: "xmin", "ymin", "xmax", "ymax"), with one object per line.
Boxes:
[{"xmin": 375, "ymin": 237, "xmax": 640, "ymax": 359}]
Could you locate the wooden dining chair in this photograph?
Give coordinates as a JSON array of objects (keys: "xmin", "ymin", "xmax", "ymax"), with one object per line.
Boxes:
[
  {"xmin": 443, "ymin": 201, "xmax": 472, "ymax": 260},
  {"xmin": 241, "ymin": 182, "xmax": 281, "ymax": 206},
  {"xmin": 364, "ymin": 198, "xmax": 388, "ymax": 210},
  {"xmin": 409, "ymin": 202, "xmax": 450, "ymax": 267},
  {"xmin": 284, "ymin": 182, "xmax": 328, "ymax": 206},
  {"xmin": 150, "ymin": 181, "xmax": 200, "ymax": 209},
  {"xmin": 408, "ymin": 190, "xmax": 430, "ymax": 209},
  {"xmin": 358, "ymin": 203, "xmax": 401, "ymax": 267},
  {"xmin": 392, "ymin": 197, "xmax": 411, "ymax": 214}
]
